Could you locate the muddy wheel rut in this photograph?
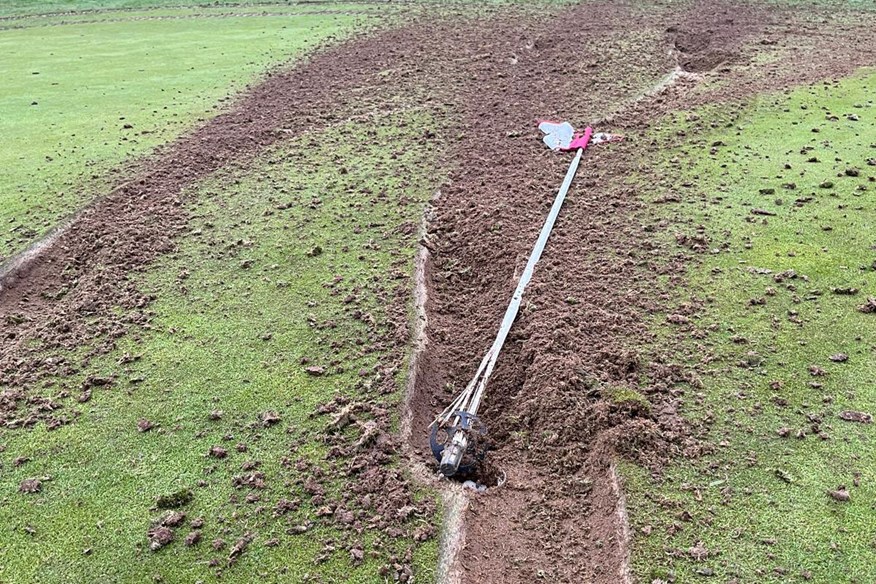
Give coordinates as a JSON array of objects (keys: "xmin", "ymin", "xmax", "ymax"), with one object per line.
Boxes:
[{"xmin": 2, "ymin": 0, "xmax": 876, "ymax": 582}]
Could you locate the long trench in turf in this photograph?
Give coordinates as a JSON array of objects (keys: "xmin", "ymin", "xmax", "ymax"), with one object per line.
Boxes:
[
  {"xmin": 406, "ymin": 3, "xmax": 764, "ymax": 581},
  {"xmin": 2, "ymin": 1, "xmax": 875, "ymax": 581},
  {"xmin": 405, "ymin": 2, "xmax": 876, "ymax": 582}
]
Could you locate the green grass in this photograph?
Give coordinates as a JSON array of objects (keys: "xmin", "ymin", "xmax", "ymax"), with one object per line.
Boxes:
[
  {"xmin": 0, "ymin": 3, "xmax": 394, "ymax": 27},
  {"xmin": 0, "ymin": 0, "xmax": 348, "ymax": 17},
  {"xmin": 0, "ymin": 7, "xmax": 376, "ymax": 262},
  {"xmin": 0, "ymin": 113, "xmax": 445, "ymax": 582},
  {"xmin": 624, "ymin": 70, "xmax": 876, "ymax": 583},
  {"xmin": 0, "ymin": 0, "xmax": 572, "ymax": 19}
]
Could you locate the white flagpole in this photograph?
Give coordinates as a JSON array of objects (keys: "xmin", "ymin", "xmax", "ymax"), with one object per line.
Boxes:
[{"xmin": 435, "ymin": 144, "xmax": 586, "ymax": 476}]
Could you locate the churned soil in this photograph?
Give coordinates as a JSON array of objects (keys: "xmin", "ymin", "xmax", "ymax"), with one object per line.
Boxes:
[
  {"xmin": 407, "ymin": 1, "xmax": 876, "ymax": 582},
  {"xmin": 2, "ymin": 0, "xmax": 875, "ymax": 581}
]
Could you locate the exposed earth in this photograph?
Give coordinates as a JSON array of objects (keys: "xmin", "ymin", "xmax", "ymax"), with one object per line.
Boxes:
[{"xmin": 2, "ymin": 0, "xmax": 875, "ymax": 582}]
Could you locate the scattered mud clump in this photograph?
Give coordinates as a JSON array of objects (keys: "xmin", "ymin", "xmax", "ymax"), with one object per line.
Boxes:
[
  {"xmin": 260, "ymin": 410, "xmax": 281, "ymax": 427},
  {"xmin": 19, "ymin": 478, "xmax": 41, "ymax": 494},
  {"xmin": 208, "ymin": 445, "xmax": 228, "ymax": 459},
  {"xmin": 857, "ymin": 297, "xmax": 876, "ymax": 313},
  {"xmin": 227, "ymin": 533, "xmax": 253, "ymax": 566},
  {"xmin": 827, "ymin": 487, "xmax": 851, "ymax": 502},
  {"xmin": 161, "ymin": 511, "xmax": 186, "ymax": 527},
  {"xmin": 148, "ymin": 526, "xmax": 174, "ymax": 551},
  {"xmin": 839, "ymin": 411, "xmax": 873, "ymax": 424}
]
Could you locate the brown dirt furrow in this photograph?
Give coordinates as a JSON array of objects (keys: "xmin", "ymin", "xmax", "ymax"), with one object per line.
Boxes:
[
  {"xmin": 408, "ymin": 1, "xmax": 876, "ymax": 583},
  {"xmin": 410, "ymin": 2, "xmax": 755, "ymax": 581}
]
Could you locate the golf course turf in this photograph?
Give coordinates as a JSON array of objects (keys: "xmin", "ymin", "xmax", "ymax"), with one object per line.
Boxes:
[
  {"xmin": 0, "ymin": 3, "xmax": 376, "ymax": 261},
  {"xmin": 1, "ymin": 1, "xmax": 875, "ymax": 583}
]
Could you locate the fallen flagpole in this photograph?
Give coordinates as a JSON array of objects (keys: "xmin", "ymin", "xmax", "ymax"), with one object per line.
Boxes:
[{"xmin": 430, "ymin": 123, "xmax": 620, "ymax": 478}]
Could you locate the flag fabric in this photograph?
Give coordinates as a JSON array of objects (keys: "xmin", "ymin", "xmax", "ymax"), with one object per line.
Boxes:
[{"xmin": 538, "ymin": 120, "xmax": 622, "ymax": 151}]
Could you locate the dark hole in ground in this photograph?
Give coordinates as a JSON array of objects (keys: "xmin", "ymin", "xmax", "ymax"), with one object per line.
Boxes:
[
  {"xmin": 468, "ymin": 456, "xmax": 505, "ymax": 488},
  {"xmin": 672, "ymin": 28, "xmax": 740, "ymax": 73}
]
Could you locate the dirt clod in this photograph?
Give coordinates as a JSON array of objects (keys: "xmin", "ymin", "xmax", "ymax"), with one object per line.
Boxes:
[
  {"xmin": 185, "ymin": 530, "xmax": 202, "ymax": 547},
  {"xmin": 161, "ymin": 511, "xmax": 186, "ymax": 527},
  {"xmin": 857, "ymin": 297, "xmax": 876, "ymax": 313},
  {"xmin": 827, "ymin": 487, "xmax": 850, "ymax": 502},
  {"xmin": 838, "ymin": 411, "xmax": 873, "ymax": 424},
  {"xmin": 137, "ymin": 418, "xmax": 155, "ymax": 432},
  {"xmin": 227, "ymin": 533, "xmax": 252, "ymax": 566},
  {"xmin": 148, "ymin": 526, "xmax": 174, "ymax": 551},
  {"xmin": 260, "ymin": 411, "xmax": 281, "ymax": 427},
  {"xmin": 18, "ymin": 478, "xmax": 41, "ymax": 494}
]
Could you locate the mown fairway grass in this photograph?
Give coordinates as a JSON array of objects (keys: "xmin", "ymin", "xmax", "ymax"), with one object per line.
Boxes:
[
  {"xmin": 0, "ymin": 0, "xmax": 239, "ymax": 16},
  {"xmin": 0, "ymin": 113, "xmax": 444, "ymax": 582},
  {"xmin": 625, "ymin": 69, "xmax": 876, "ymax": 583},
  {"xmin": 0, "ymin": 5, "xmax": 377, "ymax": 262},
  {"xmin": 0, "ymin": 0, "xmax": 386, "ymax": 17}
]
